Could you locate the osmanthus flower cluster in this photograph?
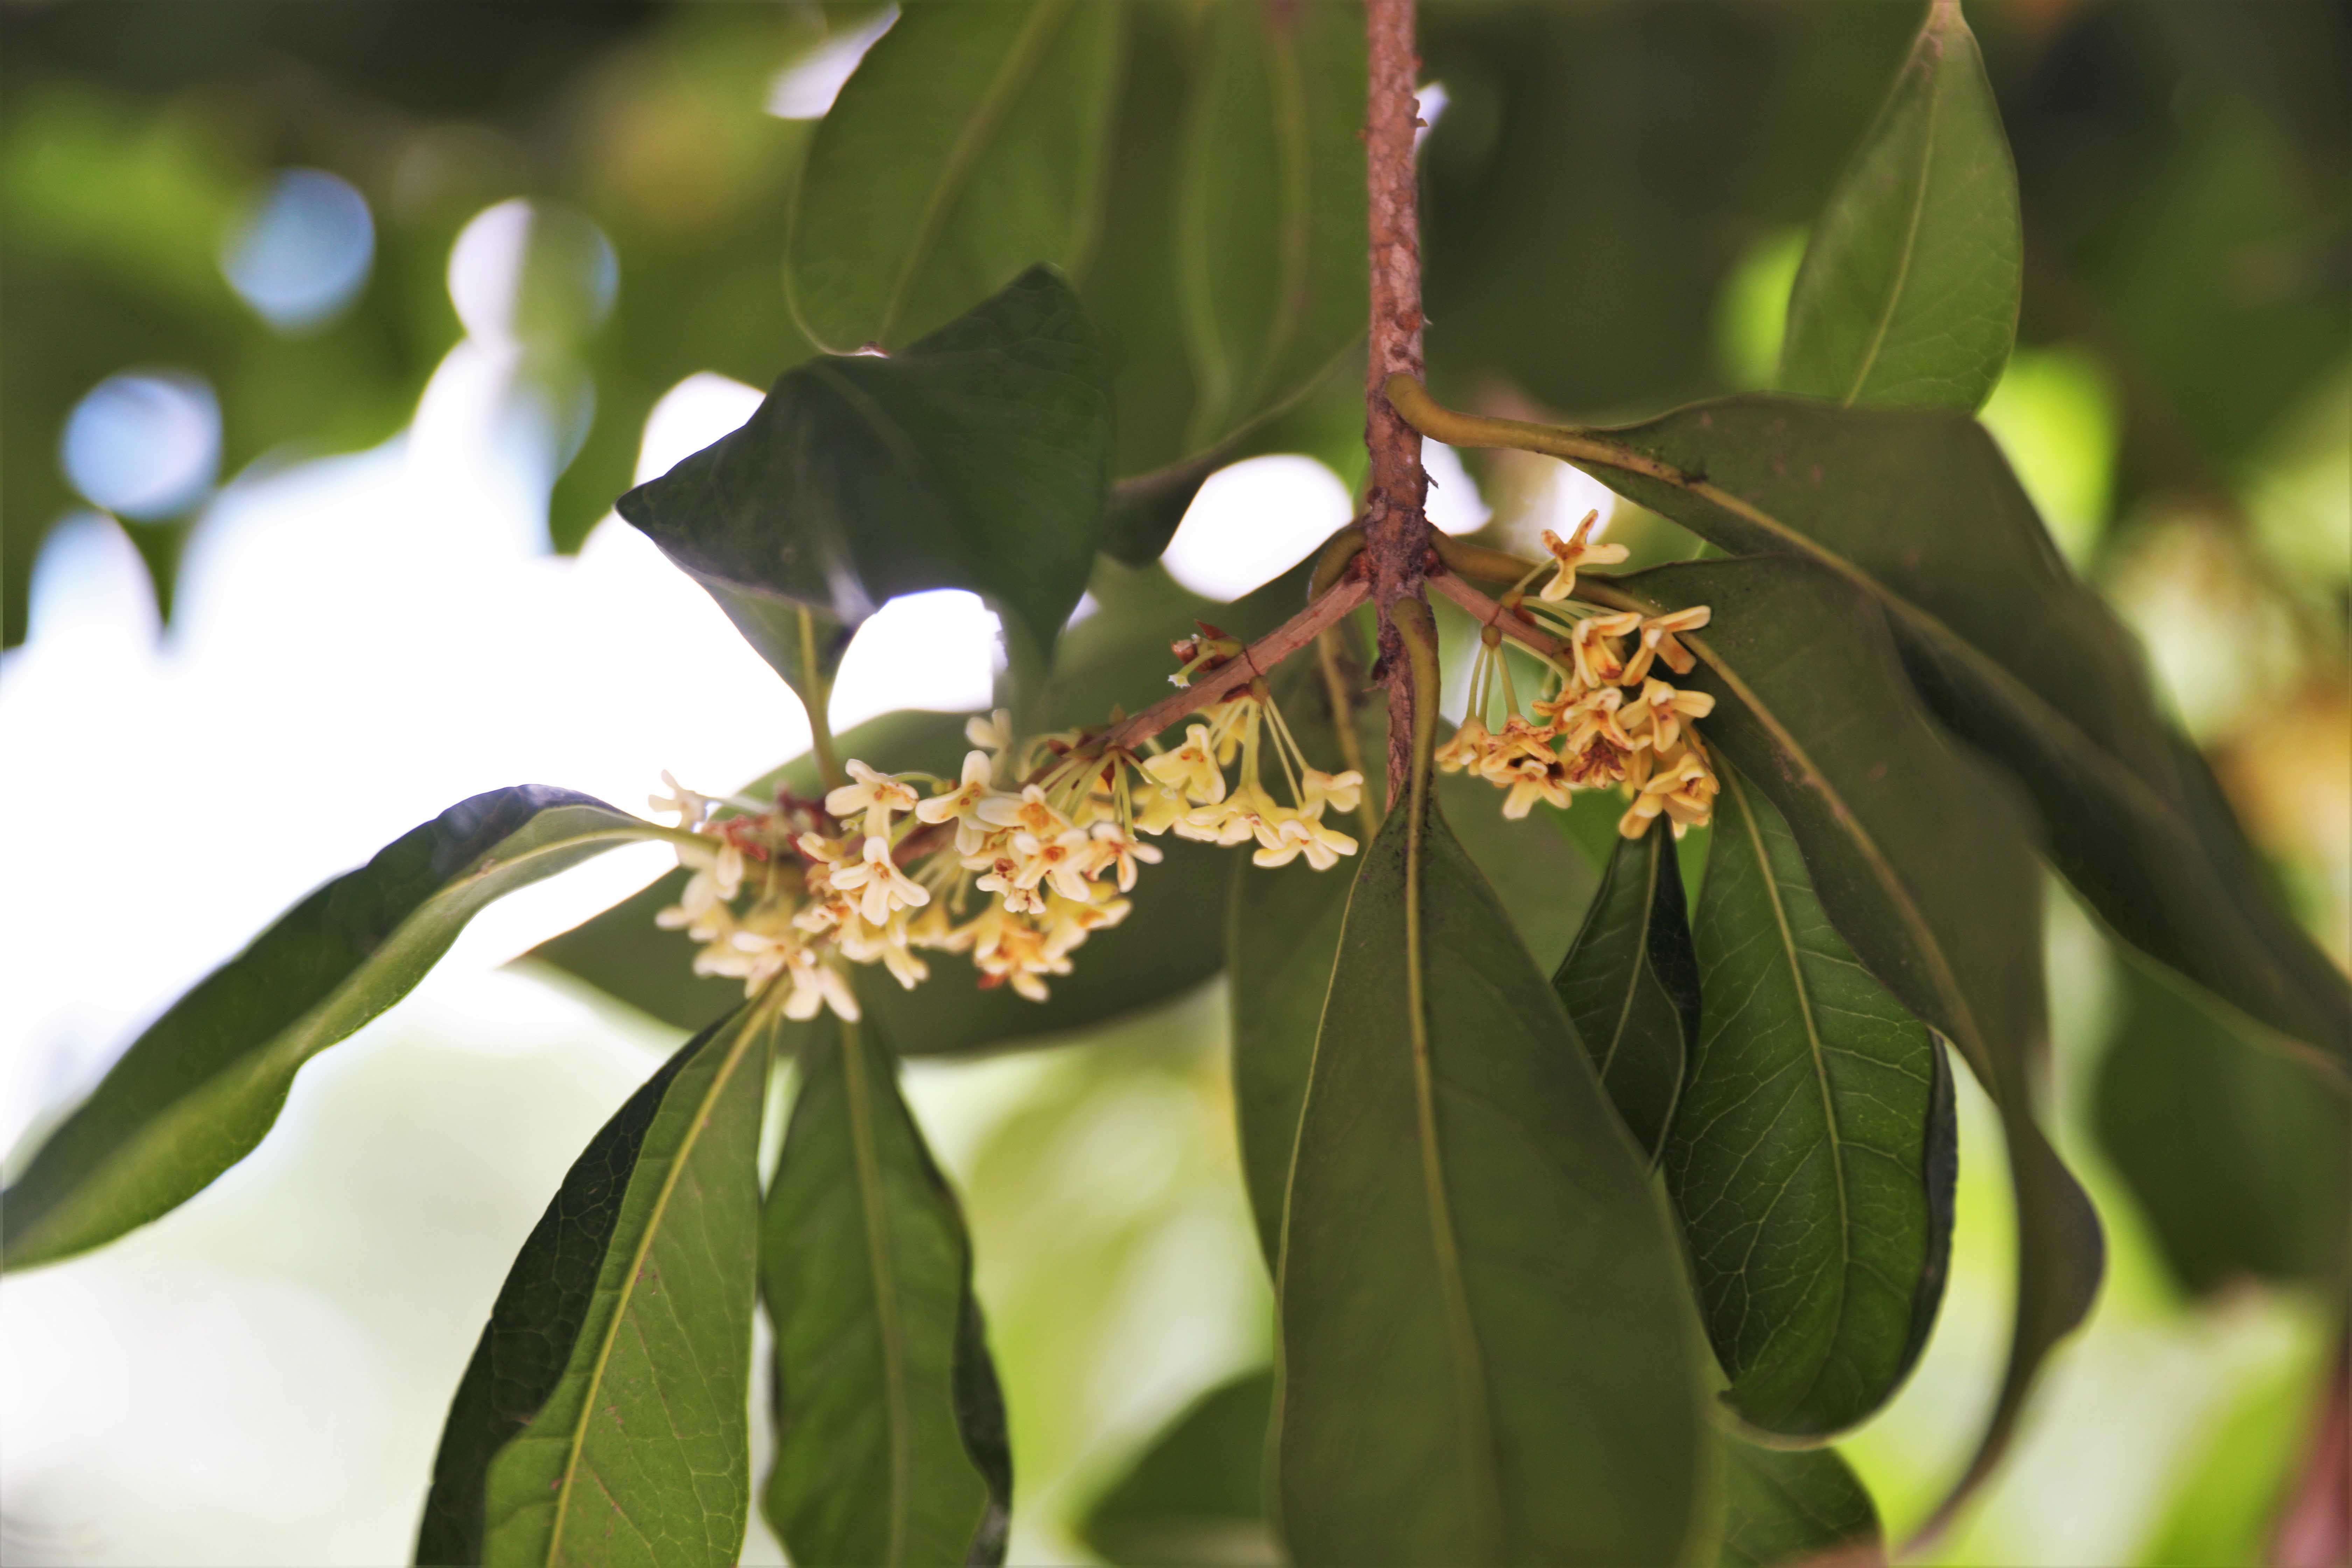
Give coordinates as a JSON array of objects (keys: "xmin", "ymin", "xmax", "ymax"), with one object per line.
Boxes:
[
  {"xmin": 648, "ymin": 636, "xmax": 1365, "ymax": 1022},
  {"xmin": 1436, "ymin": 510, "xmax": 1721, "ymax": 840}
]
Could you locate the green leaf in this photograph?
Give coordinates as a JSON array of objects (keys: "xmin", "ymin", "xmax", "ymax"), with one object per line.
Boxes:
[
  {"xmin": 786, "ymin": 0, "xmax": 1120, "ymax": 355},
  {"xmin": 3, "ymin": 787, "xmax": 665, "ymax": 1272},
  {"xmin": 2094, "ymin": 959, "xmax": 2350, "ymax": 1296},
  {"xmin": 1079, "ymin": 1368, "xmax": 1278, "ymax": 1568},
  {"xmin": 1675, "ymin": 763, "xmax": 1955, "ymax": 1438},
  {"xmin": 1228, "ymin": 678, "xmax": 1598, "ymax": 1264},
  {"xmin": 1275, "ymin": 768, "xmax": 1708, "ymax": 1564},
  {"xmin": 416, "ymin": 1005, "xmax": 775, "ymax": 1567},
  {"xmin": 1174, "ymin": 0, "xmax": 1367, "ymax": 452},
  {"xmin": 1608, "ymin": 556, "xmax": 2099, "ymax": 1512},
  {"xmin": 1552, "ymin": 826, "xmax": 1698, "ymax": 1165},
  {"xmin": 1407, "ymin": 388, "xmax": 2351, "ymax": 1076},
  {"xmin": 761, "ymin": 1014, "xmax": 1010, "ymax": 1567},
  {"xmin": 618, "ymin": 266, "xmax": 1112, "ymax": 664},
  {"xmin": 1715, "ymin": 1442, "xmax": 1882, "ymax": 1568},
  {"xmin": 1779, "ymin": 0, "xmax": 2019, "ymax": 411}
]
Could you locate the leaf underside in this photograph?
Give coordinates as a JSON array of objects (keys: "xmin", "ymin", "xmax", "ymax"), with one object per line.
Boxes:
[
  {"xmin": 418, "ymin": 1005, "xmax": 772, "ymax": 1568},
  {"xmin": 761, "ymin": 1014, "xmax": 1010, "ymax": 1567},
  {"xmin": 1676, "ymin": 764, "xmax": 1954, "ymax": 1438},
  {"xmin": 4, "ymin": 786, "xmax": 660, "ymax": 1272},
  {"xmin": 1276, "ymin": 776, "xmax": 1706, "ymax": 1566},
  {"xmin": 1716, "ymin": 1441, "xmax": 1883, "ymax": 1568}
]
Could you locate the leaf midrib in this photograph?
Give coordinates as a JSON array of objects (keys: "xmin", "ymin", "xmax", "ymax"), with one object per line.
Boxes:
[
  {"xmin": 1721, "ymin": 769, "xmax": 1856, "ymax": 1415},
  {"xmin": 839, "ymin": 1018, "xmax": 917, "ymax": 1567},
  {"xmin": 1841, "ymin": 29, "xmax": 1946, "ymax": 406},
  {"xmin": 877, "ymin": 0, "xmax": 1073, "ymax": 349},
  {"xmin": 542, "ymin": 1006, "xmax": 771, "ymax": 1565}
]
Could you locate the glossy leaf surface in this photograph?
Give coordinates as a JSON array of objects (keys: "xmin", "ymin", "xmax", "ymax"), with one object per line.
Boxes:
[
  {"xmin": 619, "ymin": 267, "xmax": 1111, "ymax": 661},
  {"xmin": 417, "ymin": 1005, "xmax": 774, "ymax": 1567},
  {"xmin": 1780, "ymin": 0, "xmax": 2019, "ymax": 411},
  {"xmin": 2094, "ymin": 961, "xmax": 2350, "ymax": 1296},
  {"xmin": 1276, "ymin": 773, "xmax": 1706, "ymax": 1564},
  {"xmin": 1676, "ymin": 764, "xmax": 1954, "ymax": 1437},
  {"xmin": 1079, "ymin": 1368, "xmax": 1277, "ymax": 1568},
  {"xmin": 1612, "ymin": 556, "xmax": 2100, "ymax": 1509},
  {"xmin": 761, "ymin": 1015, "xmax": 1009, "ymax": 1566},
  {"xmin": 1229, "ymin": 688, "xmax": 1598, "ymax": 1262},
  {"xmin": 1553, "ymin": 825, "xmax": 1698, "ymax": 1166},
  {"xmin": 786, "ymin": 0, "xmax": 1119, "ymax": 355},
  {"xmin": 1558, "ymin": 397, "xmax": 2351, "ymax": 1077},
  {"xmin": 4, "ymin": 787, "xmax": 663, "ymax": 1271},
  {"xmin": 1716, "ymin": 1442, "xmax": 1882, "ymax": 1568}
]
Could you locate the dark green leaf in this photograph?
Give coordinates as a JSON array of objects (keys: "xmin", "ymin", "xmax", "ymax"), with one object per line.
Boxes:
[
  {"xmin": 1609, "ymin": 556, "xmax": 2100, "ymax": 1511},
  {"xmin": 1553, "ymin": 826, "xmax": 1697, "ymax": 1165},
  {"xmin": 1780, "ymin": 0, "xmax": 2019, "ymax": 411},
  {"xmin": 1716, "ymin": 1442, "xmax": 1882, "ymax": 1568},
  {"xmin": 1276, "ymin": 767, "xmax": 1707, "ymax": 1564},
  {"xmin": 4, "ymin": 787, "xmax": 665, "ymax": 1271},
  {"xmin": 618, "ymin": 266, "xmax": 1112, "ymax": 663},
  {"xmin": 1675, "ymin": 763, "xmax": 1954, "ymax": 1437},
  {"xmin": 1417, "ymin": 391, "xmax": 2351, "ymax": 1076},
  {"xmin": 1080, "ymin": 1369, "xmax": 1278, "ymax": 1568},
  {"xmin": 416, "ymin": 1005, "xmax": 775, "ymax": 1567},
  {"xmin": 2094, "ymin": 959, "xmax": 2350, "ymax": 1296},
  {"xmin": 786, "ymin": 0, "xmax": 1120, "ymax": 355},
  {"xmin": 1228, "ymin": 674, "xmax": 1598, "ymax": 1264},
  {"xmin": 1174, "ymin": 0, "xmax": 1366, "ymax": 452},
  {"xmin": 761, "ymin": 1014, "xmax": 1009, "ymax": 1567}
]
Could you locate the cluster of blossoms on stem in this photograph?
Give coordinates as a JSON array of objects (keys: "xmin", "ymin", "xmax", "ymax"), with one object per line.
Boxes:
[
  {"xmin": 1438, "ymin": 511, "xmax": 1722, "ymax": 840},
  {"xmin": 646, "ymin": 630, "xmax": 1364, "ymax": 1023}
]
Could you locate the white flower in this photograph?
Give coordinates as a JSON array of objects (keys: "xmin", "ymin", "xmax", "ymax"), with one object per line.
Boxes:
[
  {"xmin": 826, "ymin": 836, "xmax": 932, "ymax": 925},
  {"xmin": 825, "ymin": 760, "xmax": 921, "ymax": 846}
]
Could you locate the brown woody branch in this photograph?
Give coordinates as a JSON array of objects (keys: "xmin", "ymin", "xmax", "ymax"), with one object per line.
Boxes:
[{"xmin": 1102, "ymin": 576, "xmax": 1372, "ymax": 755}]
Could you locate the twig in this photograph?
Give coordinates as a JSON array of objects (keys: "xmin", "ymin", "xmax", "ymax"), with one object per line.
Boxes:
[
  {"xmin": 1363, "ymin": 0, "xmax": 1431, "ymax": 806},
  {"xmin": 1102, "ymin": 578, "xmax": 1372, "ymax": 755}
]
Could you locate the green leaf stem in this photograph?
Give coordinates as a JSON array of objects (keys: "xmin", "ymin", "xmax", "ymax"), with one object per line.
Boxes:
[
  {"xmin": 1275, "ymin": 761, "xmax": 1707, "ymax": 1564},
  {"xmin": 786, "ymin": 0, "xmax": 1120, "ymax": 355},
  {"xmin": 3, "ymin": 787, "xmax": 667, "ymax": 1271},
  {"xmin": 1676, "ymin": 764, "xmax": 1954, "ymax": 1437},
  {"xmin": 619, "ymin": 266, "xmax": 1112, "ymax": 664},
  {"xmin": 760, "ymin": 1014, "xmax": 1010, "ymax": 1567},
  {"xmin": 416, "ymin": 1004, "xmax": 775, "ymax": 1567},
  {"xmin": 1553, "ymin": 826, "xmax": 1699, "ymax": 1166},
  {"xmin": 1780, "ymin": 0, "xmax": 2021, "ymax": 411}
]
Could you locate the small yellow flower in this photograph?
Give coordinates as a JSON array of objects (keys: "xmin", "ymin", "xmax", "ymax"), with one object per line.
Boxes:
[
  {"xmin": 1623, "ymin": 606, "xmax": 1711, "ymax": 683},
  {"xmin": 1499, "ymin": 758, "xmax": 1572, "ymax": 820},
  {"xmin": 648, "ymin": 769, "xmax": 713, "ymax": 827},
  {"xmin": 827, "ymin": 836, "xmax": 932, "ymax": 925},
  {"xmin": 915, "ymin": 750, "xmax": 1003, "ymax": 855},
  {"xmin": 1569, "ymin": 610, "xmax": 1644, "ymax": 689},
  {"xmin": 1536, "ymin": 510, "xmax": 1630, "ymax": 602},
  {"xmin": 1435, "ymin": 718, "xmax": 1490, "ymax": 775},
  {"xmin": 1300, "ymin": 768, "xmax": 1364, "ymax": 820},
  {"xmin": 1089, "ymin": 820, "xmax": 1163, "ymax": 891},
  {"xmin": 1624, "ymin": 678, "xmax": 1716, "ymax": 754},
  {"xmin": 826, "ymin": 759, "xmax": 921, "ymax": 846},
  {"xmin": 976, "ymin": 782, "xmax": 1073, "ymax": 838},
  {"xmin": 1143, "ymin": 723, "xmax": 1228, "ymax": 805}
]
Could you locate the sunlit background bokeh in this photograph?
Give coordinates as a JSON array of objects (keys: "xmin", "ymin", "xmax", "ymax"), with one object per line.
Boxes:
[{"xmin": 2, "ymin": 5, "xmax": 2344, "ymax": 1565}]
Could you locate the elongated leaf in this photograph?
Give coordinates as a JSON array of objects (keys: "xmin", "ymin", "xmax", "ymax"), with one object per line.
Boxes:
[
  {"xmin": 1401, "ymin": 385, "xmax": 2350, "ymax": 1074},
  {"xmin": 2094, "ymin": 960, "xmax": 2350, "ymax": 1296},
  {"xmin": 1676, "ymin": 764, "xmax": 1954, "ymax": 1437},
  {"xmin": 787, "ymin": 0, "xmax": 1120, "ymax": 355},
  {"xmin": 1080, "ymin": 1369, "xmax": 1277, "ymax": 1568},
  {"xmin": 1276, "ymin": 765, "xmax": 1707, "ymax": 1564},
  {"xmin": 1780, "ymin": 0, "xmax": 2019, "ymax": 411},
  {"xmin": 1554, "ymin": 826, "xmax": 1698, "ymax": 1165},
  {"xmin": 416, "ymin": 1005, "xmax": 775, "ymax": 1567},
  {"xmin": 620, "ymin": 267, "xmax": 1111, "ymax": 662},
  {"xmin": 761, "ymin": 1014, "xmax": 1009, "ymax": 1566},
  {"xmin": 1610, "ymin": 556, "xmax": 2099, "ymax": 1510},
  {"xmin": 1717, "ymin": 1443, "xmax": 1882, "ymax": 1568},
  {"xmin": 3, "ymin": 787, "xmax": 663, "ymax": 1271},
  {"xmin": 1175, "ymin": 0, "xmax": 1366, "ymax": 451},
  {"xmin": 1229, "ymin": 684, "xmax": 1597, "ymax": 1262}
]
